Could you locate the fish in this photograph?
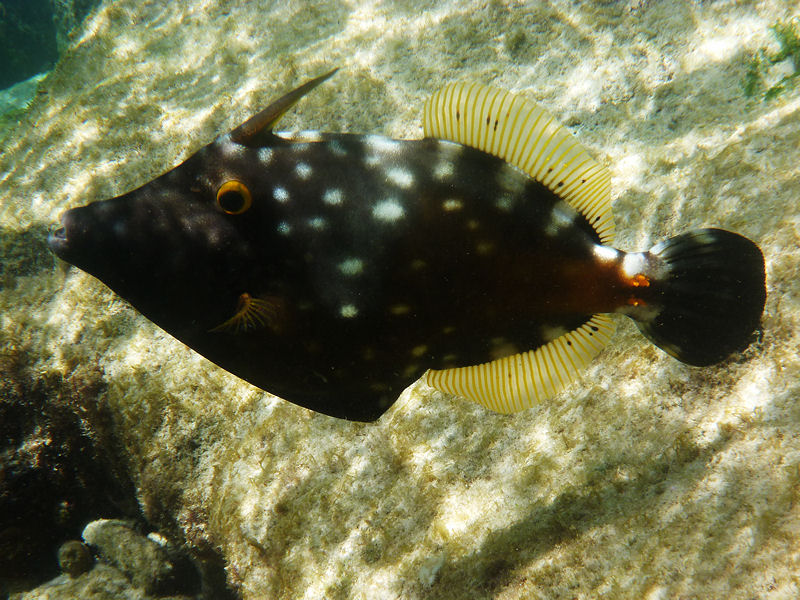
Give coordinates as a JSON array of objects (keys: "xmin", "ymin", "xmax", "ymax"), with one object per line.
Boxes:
[{"xmin": 48, "ymin": 69, "xmax": 766, "ymax": 421}]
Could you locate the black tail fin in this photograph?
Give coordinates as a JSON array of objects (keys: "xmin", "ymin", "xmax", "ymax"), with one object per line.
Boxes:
[{"xmin": 634, "ymin": 229, "xmax": 766, "ymax": 366}]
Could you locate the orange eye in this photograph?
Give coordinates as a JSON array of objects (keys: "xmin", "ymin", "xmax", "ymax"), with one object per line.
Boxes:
[{"xmin": 216, "ymin": 180, "xmax": 252, "ymax": 215}]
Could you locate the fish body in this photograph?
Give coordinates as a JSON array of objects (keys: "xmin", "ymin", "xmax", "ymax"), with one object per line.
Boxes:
[{"xmin": 49, "ymin": 71, "xmax": 766, "ymax": 421}]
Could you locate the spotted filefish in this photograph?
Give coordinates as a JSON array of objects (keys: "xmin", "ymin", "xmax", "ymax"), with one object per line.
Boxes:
[{"xmin": 48, "ymin": 70, "xmax": 766, "ymax": 421}]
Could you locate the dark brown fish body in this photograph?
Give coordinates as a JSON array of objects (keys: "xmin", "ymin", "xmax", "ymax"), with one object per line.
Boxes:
[{"xmin": 49, "ymin": 72, "xmax": 766, "ymax": 420}]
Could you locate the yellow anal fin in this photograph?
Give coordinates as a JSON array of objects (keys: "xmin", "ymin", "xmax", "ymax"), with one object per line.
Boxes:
[
  {"xmin": 210, "ymin": 293, "xmax": 286, "ymax": 334},
  {"xmin": 423, "ymin": 82, "xmax": 614, "ymax": 244},
  {"xmin": 422, "ymin": 315, "xmax": 615, "ymax": 413}
]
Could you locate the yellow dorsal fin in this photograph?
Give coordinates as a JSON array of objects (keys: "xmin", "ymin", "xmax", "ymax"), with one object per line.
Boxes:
[
  {"xmin": 422, "ymin": 315, "xmax": 615, "ymax": 413},
  {"xmin": 423, "ymin": 82, "xmax": 614, "ymax": 244}
]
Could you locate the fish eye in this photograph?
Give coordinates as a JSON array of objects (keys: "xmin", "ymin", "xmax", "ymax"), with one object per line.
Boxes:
[{"xmin": 216, "ymin": 180, "xmax": 252, "ymax": 215}]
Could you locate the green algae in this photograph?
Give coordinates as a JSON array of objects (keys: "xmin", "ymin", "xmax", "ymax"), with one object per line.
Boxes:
[{"xmin": 743, "ymin": 18, "xmax": 800, "ymax": 101}]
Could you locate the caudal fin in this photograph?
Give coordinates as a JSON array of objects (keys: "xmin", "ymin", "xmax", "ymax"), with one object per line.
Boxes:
[{"xmin": 634, "ymin": 229, "xmax": 766, "ymax": 366}]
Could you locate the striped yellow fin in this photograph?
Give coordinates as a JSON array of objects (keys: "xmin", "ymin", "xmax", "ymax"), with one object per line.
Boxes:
[
  {"xmin": 423, "ymin": 82, "xmax": 614, "ymax": 244},
  {"xmin": 422, "ymin": 315, "xmax": 615, "ymax": 413}
]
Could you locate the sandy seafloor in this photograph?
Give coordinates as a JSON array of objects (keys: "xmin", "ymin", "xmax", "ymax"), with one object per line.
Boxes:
[{"xmin": 2, "ymin": 0, "xmax": 800, "ymax": 598}]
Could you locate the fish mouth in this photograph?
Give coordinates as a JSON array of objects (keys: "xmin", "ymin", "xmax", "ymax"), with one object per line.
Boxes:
[{"xmin": 47, "ymin": 212, "xmax": 73, "ymax": 258}]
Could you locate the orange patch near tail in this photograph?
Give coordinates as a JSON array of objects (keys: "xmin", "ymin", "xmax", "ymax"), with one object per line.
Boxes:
[{"xmin": 625, "ymin": 273, "xmax": 651, "ymax": 307}]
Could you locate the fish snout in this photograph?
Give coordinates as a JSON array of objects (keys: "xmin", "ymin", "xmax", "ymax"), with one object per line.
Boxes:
[
  {"xmin": 48, "ymin": 208, "xmax": 92, "ymax": 261},
  {"xmin": 48, "ymin": 210, "xmax": 76, "ymax": 257}
]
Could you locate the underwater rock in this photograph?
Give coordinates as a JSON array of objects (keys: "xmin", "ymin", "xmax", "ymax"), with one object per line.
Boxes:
[
  {"xmin": 9, "ymin": 563, "xmax": 195, "ymax": 600},
  {"xmin": 10, "ymin": 564, "xmax": 132, "ymax": 600},
  {"xmin": 51, "ymin": 0, "xmax": 102, "ymax": 52},
  {"xmin": 8, "ymin": 520, "xmax": 203, "ymax": 599},
  {"xmin": 0, "ymin": 73, "xmax": 45, "ymax": 158},
  {"xmin": 81, "ymin": 519, "xmax": 174, "ymax": 595},
  {"xmin": 57, "ymin": 540, "xmax": 92, "ymax": 578},
  {"xmin": 0, "ymin": 74, "xmax": 46, "ymax": 118},
  {"xmin": 0, "ymin": 352, "xmax": 135, "ymax": 588}
]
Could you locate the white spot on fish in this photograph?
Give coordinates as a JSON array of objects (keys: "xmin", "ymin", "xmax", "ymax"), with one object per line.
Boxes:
[
  {"xmin": 495, "ymin": 195, "xmax": 514, "ymax": 212},
  {"xmin": 214, "ymin": 134, "xmax": 244, "ymax": 158},
  {"xmin": 541, "ymin": 325, "xmax": 568, "ymax": 342},
  {"xmin": 308, "ymin": 217, "xmax": 326, "ymax": 230},
  {"xmin": 323, "ymin": 188, "xmax": 343, "ymax": 206},
  {"xmin": 593, "ymin": 245, "xmax": 620, "ymax": 262},
  {"xmin": 385, "ymin": 167, "xmax": 415, "ymax": 189},
  {"xmin": 365, "ymin": 135, "xmax": 402, "ymax": 153},
  {"xmin": 277, "ymin": 221, "xmax": 292, "ymax": 235},
  {"xmin": 544, "ymin": 208, "xmax": 574, "ymax": 237},
  {"xmin": 490, "ymin": 338, "xmax": 518, "ymax": 360},
  {"xmin": 206, "ymin": 229, "xmax": 221, "ymax": 246},
  {"xmin": 292, "ymin": 130, "xmax": 324, "ymax": 142},
  {"xmin": 286, "ymin": 141, "xmax": 311, "ymax": 152},
  {"xmin": 329, "ymin": 140, "xmax": 347, "ymax": 156},
  {"xmin": 621, "ymin": 252, "xmax": 649, "ymax": 278},
  {"xmin": 496, "ymin": 163, "xmax": 527, "ymax": 194},
  {"xmin": 373, "ymin": 198, "xmax": 405, "ymax": 223},
  {"xmin": 295, "ymin": 162, "xmax": 312, "ymax": 179},
  {"xmin": 338, "ymin": 258, "xmax": 364, "ymax": 276},
  {"xmin": 437, "ymin": 139, "xmax": 463, "ymax": 155},
  {"xmin": 221, "ymin": 141, "xmax": 244, "ymax": 157},
  {"xmin": 273, "ymin": 186, "xmax": 289, "ymax": 203},
  {"xmin": 443, "ymin": 198, "xmax": 463, "ymax": 212},
  {"xmin": 433, "ymin": 160, "xmax": 454, "ymax": 180},
  {"xmin": 403, "ymin": 363, "xmax": 420, "ymax": 378},
  {"xmin": 390, "ymin": 304, "xmax": 411, "ymax": 315},
  {"xmin": 364, "ymin": 154, "xmax": 381, "ymax": 166},
  {"xmin": 258, "ymin": 148, "xmax": 274, "ymax": 163},
  {"xmin": 275, "ymin": 132, "xmax": 312, "ymax": 148},
  {"xmin": 340, "ymin": 304, "xmax": 359, "ymax": 318},
  {"xmin": 476, "ymin": 241, "xmax": 494, "ymax": 255}
]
